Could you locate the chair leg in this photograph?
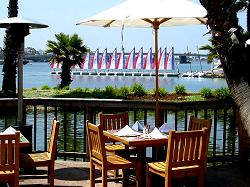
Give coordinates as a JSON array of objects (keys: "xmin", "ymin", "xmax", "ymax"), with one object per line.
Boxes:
[
  {"xmin": 90, "ymin": 163, "xmax": 95, "ymax": 187},
  {"xmin": 136, "ymin": 165, "xmax": 142, "ymax": 187},
  {"xmin": 197, "ymin": 173, "xmax": 205, "ymax": 187},
  {"xmin": 146, "ymin": 168, "xmax": 151, "ymax": 187},
  {"xmin": 49, "ymin": 163, "xmax": 55, "ymax": 187},
  {"xmin": 102, "ymin": 167, "xmax": 108, "ymax": 187},
  {"xmin": 165, "ymin": 174, "xmax": 171, "ymax": 187}
]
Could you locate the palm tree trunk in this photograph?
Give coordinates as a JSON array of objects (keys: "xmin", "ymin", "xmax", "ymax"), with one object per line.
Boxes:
[
  {"xmin": 200, "ymin": 0, "xmax": 250, "ymax": 135},
  {"xmin": 1, "ymin": 0, "xmax": 19, "ymax": 97}
]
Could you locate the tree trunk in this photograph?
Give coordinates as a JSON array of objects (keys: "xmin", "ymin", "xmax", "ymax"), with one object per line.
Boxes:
[
  {"xmin": 200, "ymin": 1, "xmax": 250, "ymax": 135},
  {"xmin": 1, "ymin": 0, "xmax": 19, "ymax": 97}
]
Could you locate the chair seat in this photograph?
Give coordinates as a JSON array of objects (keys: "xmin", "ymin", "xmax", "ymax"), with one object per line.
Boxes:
[
  {"xmin": 20, "ymin": 152, "xmax": 50, "ymax": 167},
  {"xmin": 105, "ymin": 144, "xmax": 126, "ymax": 151},
  {"xmin": 107, "ymin": 154, "xmax": 134, "ymax": 167},
  {"xmin": 148, "ymin": 161, "xmax": 200, "ymax": 173},
  {"xmin": 0, "ymin": 171, "xmax": 15, "ymax": 175}
]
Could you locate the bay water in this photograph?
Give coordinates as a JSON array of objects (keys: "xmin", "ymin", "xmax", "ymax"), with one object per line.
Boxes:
[{"xmin": 0, "ymin": 62, "xmax": 233, "ymax": 155}]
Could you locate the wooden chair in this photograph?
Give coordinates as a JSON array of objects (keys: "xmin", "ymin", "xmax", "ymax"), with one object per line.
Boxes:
[
  {"xmin": 188, "ymin": 115, "xmax": 212, "ymax": 135},
  {"xmin": 0, "ymin": 131, "xmax": 20, "ymax": 187},
  {"xmin": 86, "ymin": 121, "xmax": 141, "ymax": 187},
  {"xmin": 188, "ymin": 115, "xmax": 212, "ymax": 148},
  {"xmin": 19, "ymin": 119, "xmax": 60, "ymax": 187},
  {"xmin": 146, "ymin": 128, "xmax": 209, "ymax": 187},
  {"xmin": 98, "ymin": 112, "xmax": 129, "ymax": 153}
]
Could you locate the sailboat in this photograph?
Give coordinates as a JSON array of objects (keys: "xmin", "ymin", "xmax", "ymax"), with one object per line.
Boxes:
[{"xmin": 165, "ymin": 47, "xmax": 180, "ymax": 77}]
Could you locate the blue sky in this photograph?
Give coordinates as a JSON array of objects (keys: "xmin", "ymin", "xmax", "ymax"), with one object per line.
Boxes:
[{"xmin": 0, "ymin": 0, "xmax": 247, "ymax": 53}]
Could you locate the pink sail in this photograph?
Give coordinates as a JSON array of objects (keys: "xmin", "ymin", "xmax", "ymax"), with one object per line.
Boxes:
[
  {"xmin": 134, "ymin": 47, "xmax": 143, "ymax": 69},
  {"xmin": 125, "ymin": 48, "xmax": 135, "ymax": 69},
  {"xmin": 116, "ymin": 48, "xmax": 124, "ymax": 69},
  {"xmin": 107, "ymin": 48, "xmax": 117, "ymax": 69},
  {"xmin": 90, "ymin": 48, "xmax": 99, "ymax": 70},
  {"xmin": 99, "ymin": 48, "xmax": 107, "ymax": 69},
  {"xmin": 81, "ymin": 52, "xmax": 89, "ymax": 69},
  {"xmin": 152, "ymin": 48, "xmax": 161, "ymax": 69},
  {"xmin": 143, "ymin": 48, "xmax": 152, "ymax": 70}
]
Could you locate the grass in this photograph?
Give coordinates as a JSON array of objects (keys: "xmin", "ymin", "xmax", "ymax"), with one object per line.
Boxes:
[{"xmin": 22, "ymin": 84, "xmax": 231, "ymax": 102}]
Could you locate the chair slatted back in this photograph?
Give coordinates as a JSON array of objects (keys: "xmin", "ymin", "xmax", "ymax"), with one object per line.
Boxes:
[
  {"xmin": 188, "ymin": 116, "xmax": 212, "ymax": 137},
  {"xmin": 0, "ymin": 131, "xmax": 20, "ymax": 173},
  {"xmin": 86, "ymin": 121, "xmax": 106, "ymax": 164},
  {"xmin": 98, "ymin": 112, "xmax": 129, "ymax": 130},
  {"xmin": 166, "ymin": 129, "xmax": 208, "ymax": 171},
  {"xmin": 47, "ymin": 119, "xmax": 60, "ymax": 160}
]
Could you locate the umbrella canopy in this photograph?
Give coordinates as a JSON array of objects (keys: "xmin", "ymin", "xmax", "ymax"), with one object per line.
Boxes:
[
  {"xmin": 0, "ymin": 17, "xmax": 48, "ymax": 126},
  {"xmin": 77, "ymin": 0, "xmax": 207, "ymax": 126},
  {"xmin": 77, "ymin": 0, "xmax": 207, "ymax": 27}
]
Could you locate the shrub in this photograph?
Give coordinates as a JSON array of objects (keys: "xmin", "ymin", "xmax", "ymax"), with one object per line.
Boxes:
[
  {"xmin": 92, "ymin": 88, "xmax": 103, "ymax": 98},
  {"xmin": 151, "ymin": 88, "xmax": 168, "ymax": 97},
  {"xmin": 131, "ymin": 83, "xmax": 147, "ymax": 97},
  {"xmin": 103, "ymin": 86, "xmax": 117, "ymax": 98},
  {"xmin": 200, "ymin": 88, "xmax": 213, "ymax": 99},
  {"xmin": 214, "ymin": 87, "xmax": 231, "ymax": 100},
  {"xmin": 31, "ymin": 87, "xmax": 37, "ymax": 90},
  {"xmin": 41, "ymin": 85, "xmax": 51, "ymax": 90},
  {"xmin": 118, "ymin": 86, "xmax": 130, "ymax": 98},
  {"xmin": 174, "ymin": 84, "xmax": 187, "ymax": 95}
]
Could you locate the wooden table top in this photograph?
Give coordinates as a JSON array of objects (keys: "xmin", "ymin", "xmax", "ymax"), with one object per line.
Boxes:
[{"xmin": 104, "ymin": 130, "xmax": 168, "ymax": 148}]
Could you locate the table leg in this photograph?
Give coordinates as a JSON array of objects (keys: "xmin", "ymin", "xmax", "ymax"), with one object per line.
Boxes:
[{"xmin": 137, "ymin": 147, "xmax": 146, "ymax": 187}]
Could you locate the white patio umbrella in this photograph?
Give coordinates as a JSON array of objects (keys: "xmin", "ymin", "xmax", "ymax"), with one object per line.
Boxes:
[
  {"xmin": 77, "ymin": 0, "xmax": 207, "ymax": 127},
  {"xmin": 0, "ymin": 17, "xmax": 48, "ymax": 126}
]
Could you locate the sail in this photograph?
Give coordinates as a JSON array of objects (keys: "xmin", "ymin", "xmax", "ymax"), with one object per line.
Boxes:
[
  {"xmin": 134, "ymin": 47, "xmax": 143, "ymax": 69},
  {"xmin": 90, "ymin": 48, "xmax": 99, "ymax": 70},
  {"xmin": 143, "ymin": 48, "xmax": 152, "ymax": 70},
  {"xmin": 99, "ymin": 48, "xmax": 107, "ymax": 69},
  {"xmin": 107, "ymin": 48, "xmax": 117, "ymax": 69},
  {"xmin": 158, "ymin": 47, "xmax": 166, "ymax": 70},
  {"xmin": 152, "ymin": 48, "xmax": 161, "ymax": 69},
  {"xmin": 81, "ymin": 52, "xmax": 89, "ymax": 69},
  {"xmin": 116, "ymin": 48, "xmax": 124, "ymax": 69},
  {"xmin": 125, "ymin": 47, "xmax": 135, "ymax": 69},
  {"xmin": 165, "ymin": 47, "xmax": 175, "ymax": 70}
]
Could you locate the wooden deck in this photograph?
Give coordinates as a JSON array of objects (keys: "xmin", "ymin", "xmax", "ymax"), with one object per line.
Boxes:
[{"xmin": 17, "ymin": 160, "xmax": 250, "ymax": 187}]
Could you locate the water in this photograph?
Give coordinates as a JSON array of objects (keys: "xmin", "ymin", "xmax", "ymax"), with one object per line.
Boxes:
[
  {"xmin": 0, "ymin": 61, "xmax": 232, "ymax": 155},
  {"xmin": 0, "ymin": 61, "xmax": 228, "ymax": 92}
]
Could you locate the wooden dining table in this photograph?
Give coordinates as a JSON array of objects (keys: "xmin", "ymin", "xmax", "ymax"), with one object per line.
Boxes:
[{"xmin": 103, "ymin": 129, "xmax": 168, "ymax": 187}]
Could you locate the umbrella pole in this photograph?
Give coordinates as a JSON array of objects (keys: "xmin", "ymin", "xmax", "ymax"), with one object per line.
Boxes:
[
  {"xmin": 17, "ymin": 37, "xmax": 24, "ymax": 126},
  {"xmin": 154, "ymin": 24, "xmax": 160, "ymax": 127}
]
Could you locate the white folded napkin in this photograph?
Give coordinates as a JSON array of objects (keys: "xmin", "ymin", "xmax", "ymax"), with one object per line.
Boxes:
[
  {"xmin": 114, "ymin": 125, "xmax": 142, "ymax": 137},
  {"xmin": 159, "ymin": 123, "xmax": 172, "ymax": 133},
  {"xmin": 144, "ymin": 127, "xmax": 166, "ymax": 139},
  {"xmin": 1, "ymin": 126, "xmax": 24, "ymax": 138},
  {"xmin": 131, "ymin": 121, "xmax": 144, "ymax": 131}
]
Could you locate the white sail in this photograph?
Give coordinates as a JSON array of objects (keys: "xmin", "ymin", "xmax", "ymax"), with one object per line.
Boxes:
[
  {"xmin": 166, "ymin": 47, "xmax": 175, "ymax": 70},
  {"xmin": 158, "ymin": 47, "xmax": 166, "ymax": 70},
  {"xmin": 125, "ymin": 48, "xmax": 135, "ymax": 69},
  {"xmin": 91, "ymin": 48, "xmax": 99, "ymax": 70}
]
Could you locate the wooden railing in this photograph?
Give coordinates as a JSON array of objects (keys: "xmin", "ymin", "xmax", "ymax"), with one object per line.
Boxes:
[{"xmin": 0, "ymin": 98, "xmax": 237, "ymax": 165}]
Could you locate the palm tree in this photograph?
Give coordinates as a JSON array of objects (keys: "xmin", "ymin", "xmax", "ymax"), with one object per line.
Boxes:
[
  {"xmin": 199, "ymin": 1, "xmax": 250, "ymax": 136},
  {"xmin": 1, "ymin": 0, "xmax": 19, "ymax": 97},
  {"xmin": 199, "ymin": 38, "xmax": 219, "ymax": 63},
  {"xmin": 46, "ymin": 33, "xmax": 88, "ymax": 88}
]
